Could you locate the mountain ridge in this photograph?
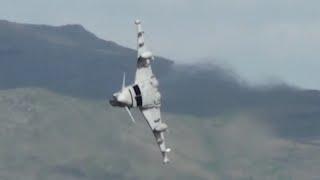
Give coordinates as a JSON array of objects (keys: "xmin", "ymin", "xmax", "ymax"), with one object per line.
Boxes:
[{"xmin": 0, "ymin": 19, "xmax": 319, "ymax": 139}]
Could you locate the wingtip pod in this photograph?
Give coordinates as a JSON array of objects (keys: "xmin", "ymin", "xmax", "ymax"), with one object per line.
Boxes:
[
  {"xmin": 163, "ymin": 158, "xmax": 170, "ymax": 164},
  {"xmin": 163, "ymin": 152, "xmax": 170, "ymax": 164},
  {"xmin": 135, "ymin": 19, "xmax": 141, "ymax": 25},
  {"xmin": 135, "ymin": 19, "xmax": 143, "ymax": 35}
]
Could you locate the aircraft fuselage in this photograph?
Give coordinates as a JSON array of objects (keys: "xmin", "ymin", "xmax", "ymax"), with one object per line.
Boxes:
[{"xmin": 109, "ymin": 79, "xmax": 161, "ymax": 109}]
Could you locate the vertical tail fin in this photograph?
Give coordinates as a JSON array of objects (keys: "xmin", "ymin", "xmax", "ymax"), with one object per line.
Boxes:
[
  {"xmin": 135, "ymin": 19, "xmax": 145, "ymax": 50},
  {"xmin": 134, "ymin": 20, "xmax": 154, "ymax": 83},
  {"xmin": 135, "ymin": 20, "xmax": 153, "ymax": 60}
]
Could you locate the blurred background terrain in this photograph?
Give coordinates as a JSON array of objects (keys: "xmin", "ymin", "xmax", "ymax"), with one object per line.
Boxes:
[{"xmin": 0, "ymin": 20, "xmax": 319, "ymax": 179}]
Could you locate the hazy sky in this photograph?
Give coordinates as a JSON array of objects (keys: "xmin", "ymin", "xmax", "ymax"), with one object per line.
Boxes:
[{"xmin": 0, "ymin": 0, "xmax": 319, "ymax": 89}]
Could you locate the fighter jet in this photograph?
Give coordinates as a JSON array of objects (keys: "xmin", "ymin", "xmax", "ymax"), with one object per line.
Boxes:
[{"xmin": 109, "ymin": 20, "xmax": 171, "ymax": 164}]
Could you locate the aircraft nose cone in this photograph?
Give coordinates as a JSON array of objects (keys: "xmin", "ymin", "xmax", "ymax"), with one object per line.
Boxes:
[
  {"xmin": 117, "ymin": 93, "xmax": 128, "ymax": 104},
  {"xmin": 116, "ymin": 89, "xmax": 132, "ymax": 106},
  {"xmin": 109, "ymin": 95, "xmax": 118, "ymax": 106}
]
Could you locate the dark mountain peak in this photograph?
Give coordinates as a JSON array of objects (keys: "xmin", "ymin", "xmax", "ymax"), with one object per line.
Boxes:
[
  {"xmin": 0, "ymin": 19, "xmax": 128, "ymax": 58},
  {"xmin": 57, "ymin": 23, "xmax": 98, "ymax": 40},
  {"xmin": 0, "ymin": 19, "xmax": 113, "ymax": 48},
  {"xmin": 59, "ymin": 24, "xmax": 86, "ymax": 31},
  {"xmin": 0, "ymin": 19, "xmax": 173, "ymax": 64},
  {"xmin": 0, "ymin": 19, "xmax": 85, "ymax": 32},
  {"xmin": 0, "ymin": 19, "xmax": 10, "ymax": 25},
  {"xmin": 0, "ymin": 19, "xmax": 28, "ymax": 30},
  {"xmin": 0, "ymin": 19, "xmax": 173, "ymax": 94}
]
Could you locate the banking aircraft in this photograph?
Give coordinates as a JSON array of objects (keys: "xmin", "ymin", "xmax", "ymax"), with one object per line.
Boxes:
[{"xmin": 109, "ymin": 20, "xmax": 171, "ymax": 164}]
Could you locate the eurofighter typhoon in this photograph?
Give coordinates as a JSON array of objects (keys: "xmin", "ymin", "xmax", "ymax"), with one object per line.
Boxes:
[{"xmin": 110, "ymin": 20, "xmax": 171, "ymax": 164}]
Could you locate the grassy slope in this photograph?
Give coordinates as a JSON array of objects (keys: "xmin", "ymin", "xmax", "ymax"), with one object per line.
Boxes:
[{"xmin": 0, "ymin": 88, "xmax": 319, "ymax": 180}]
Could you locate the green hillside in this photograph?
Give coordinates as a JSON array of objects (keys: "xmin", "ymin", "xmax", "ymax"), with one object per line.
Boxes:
[{"xmin": 0, "ymin": 88, "xmax": 319, "ymax": 180}]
